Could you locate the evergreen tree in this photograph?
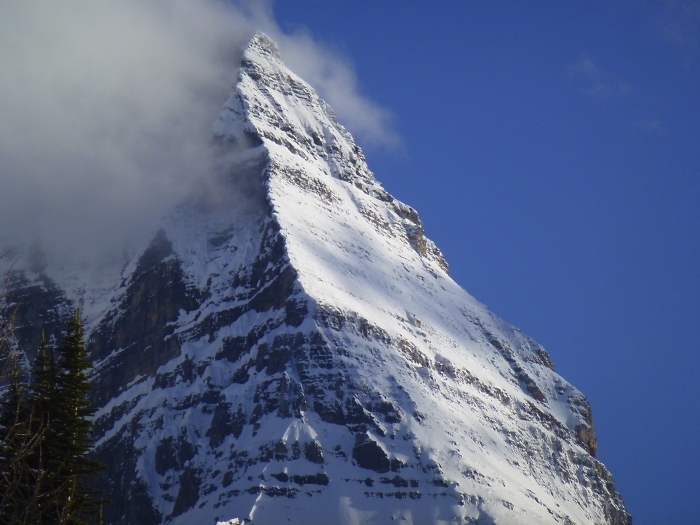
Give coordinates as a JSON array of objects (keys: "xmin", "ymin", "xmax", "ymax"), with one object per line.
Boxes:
[
  {"xmin": 0, "ymin": 354, "xmax": 34, "ymax": 524},
  {"xmin": 0, "ymin": 335, "xmax": 62, "ymax": 524},
  {"xmin": 53, "ymin": 309, "xmax": 105, "ymax": 525},
  {"xmin": 0, "ymin": 354, "xmax": 27, "ymax": 445},
  {"xmin": 26, "ymin": 331, "xmax": 61, "ymax": 524},
  {"xmin": 0, "ymin": 309, "xmax": 106, "ymax": 524}
]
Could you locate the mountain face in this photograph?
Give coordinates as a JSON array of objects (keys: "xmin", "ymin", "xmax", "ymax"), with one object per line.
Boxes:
[{"xmin": 5, "ymin": 34, "xmax": 629, "ymax": 525}]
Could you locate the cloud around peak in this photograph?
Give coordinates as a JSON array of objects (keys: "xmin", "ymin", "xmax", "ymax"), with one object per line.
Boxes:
[
  {"xmin": 275, "ymin": 29, "xmax": 401, "ymax": 150},
  {"xmin": 0, "ymin": 0, "xmax": 399, "ymax": 266}
]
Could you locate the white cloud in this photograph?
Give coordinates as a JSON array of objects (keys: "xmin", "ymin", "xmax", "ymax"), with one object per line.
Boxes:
[
  {"xmin": 0, "ymin": 0, "xmax": 397, "ymax": 267},
  {"xmin": 274, "ymin": 29, "xmax": 401, "ymax": 149}
]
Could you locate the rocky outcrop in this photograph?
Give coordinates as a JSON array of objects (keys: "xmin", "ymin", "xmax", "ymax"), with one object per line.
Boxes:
[
  {"xmin": 89, "ymin": 230, "xmax": 200, "ymax": 406},
  {"xmin": 6, "ymin": 272, "xmax": 68, "ymax": 364}
]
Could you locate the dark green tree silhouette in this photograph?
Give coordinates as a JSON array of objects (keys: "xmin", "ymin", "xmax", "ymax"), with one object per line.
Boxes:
[
  {"xmin": 52, "ymin": 309, "xmax": 105, "ymax": 525},
  {"xmin": 0, "ymin": 353, "xmax": 34, "ymax": 524},
  {"xmin": 0, "ymin": 333, "xmax": 63, "ymax": 524},
  {"xmin": 26, "ymin": 331, "xmax": 62, "ymax": 524},
  {"xmin": 0, "ymin": 309, "xmax": 106, "ymax": 524}
]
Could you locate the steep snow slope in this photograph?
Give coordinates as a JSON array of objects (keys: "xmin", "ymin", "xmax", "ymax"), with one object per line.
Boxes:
[{"xmin": 5, "ymin": 34, "xmax": 629, "ymax": 525}]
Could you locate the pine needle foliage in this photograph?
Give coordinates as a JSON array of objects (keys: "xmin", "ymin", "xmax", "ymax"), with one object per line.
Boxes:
[
  {"xmin": 0, "ymin": 308, "xmax": 106, "ymax": 525},
  {"xmin": 0, "ymin": 355, "xmax": 35, "ymax": 524},
  {"xmin": 52, "ymin": 309, "xmax": 105, "ymax": 524}
]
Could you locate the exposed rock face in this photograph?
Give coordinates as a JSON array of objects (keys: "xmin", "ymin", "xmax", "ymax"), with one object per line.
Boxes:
[
  {"xmin": 3, "ymin": 34, "xmax": 629, "ymax": 525},
  {"xmin": 89, "ymin": 229, "xmax": 200, "ymax": 406},
  {"xmin": 6, "ymin": 272, "xmax": 69, "ymax": 363},
  {"xmin": 352, "ymin": 433, "xmax": 392, "ymax": 473}
]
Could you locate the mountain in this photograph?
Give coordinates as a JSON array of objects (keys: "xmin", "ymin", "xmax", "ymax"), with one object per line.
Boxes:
[{"xmin": 5, "ymin": 34, "xmax": 629, "ymax": 525}]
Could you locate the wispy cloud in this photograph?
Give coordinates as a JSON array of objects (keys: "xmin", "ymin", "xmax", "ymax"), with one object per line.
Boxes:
[
  {"xmin": 629, "ymin": 0, "xmax": 700, "ymax": 61},
  {"xmin": 567, "ymin": 56, "xmax": 635, "ymax": 101},
  {"xmin": 277, "ymin": 30, "xmax": 401, "ymax": 150},
  {"xmin": 655, "ymin": 0, "xmax": 700, "ymax": 57},
  {"xmin": 637, "ymin": 119, "xmax": 666, "ymax": 134},
  {"xmin": 0, "ymin": 0, "xmax": 399, "ymax": 266}
]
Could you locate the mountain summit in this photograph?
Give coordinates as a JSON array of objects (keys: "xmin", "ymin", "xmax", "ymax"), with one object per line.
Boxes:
[{"xmin": 8, "ymin": 34, "xmax": 629, "ymax": 525}]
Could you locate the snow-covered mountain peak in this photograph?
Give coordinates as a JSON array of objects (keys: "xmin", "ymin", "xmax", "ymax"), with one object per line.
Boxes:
[
  {"xmin": 6, "ymin": 34, "xmax": 629, "ymax": 525},
  {"xmin": 247, "ymin": 32, "xmax": 282, "ymax": 60},
  {"xmin": 214, "ymin": 32, "xmax": 389, "ymax": 202}
]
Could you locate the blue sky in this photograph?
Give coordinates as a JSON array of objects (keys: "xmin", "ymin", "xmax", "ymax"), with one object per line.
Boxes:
[
  {"xmin": 0, "ymin": 1, "xmax": 697, "ymax": 522},
  {"xmin": 272, "ymin": 1, "xmax": 700, "ymax": 523}
]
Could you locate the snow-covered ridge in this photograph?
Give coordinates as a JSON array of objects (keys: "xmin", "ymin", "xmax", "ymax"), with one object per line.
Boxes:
[
  {"xmin": 216, "ymin": 33, "xmax": 448, "ymax": 274},
  {"xmin": 215, "ymin": 34, "xmax": 383, "ymax": 196}
]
